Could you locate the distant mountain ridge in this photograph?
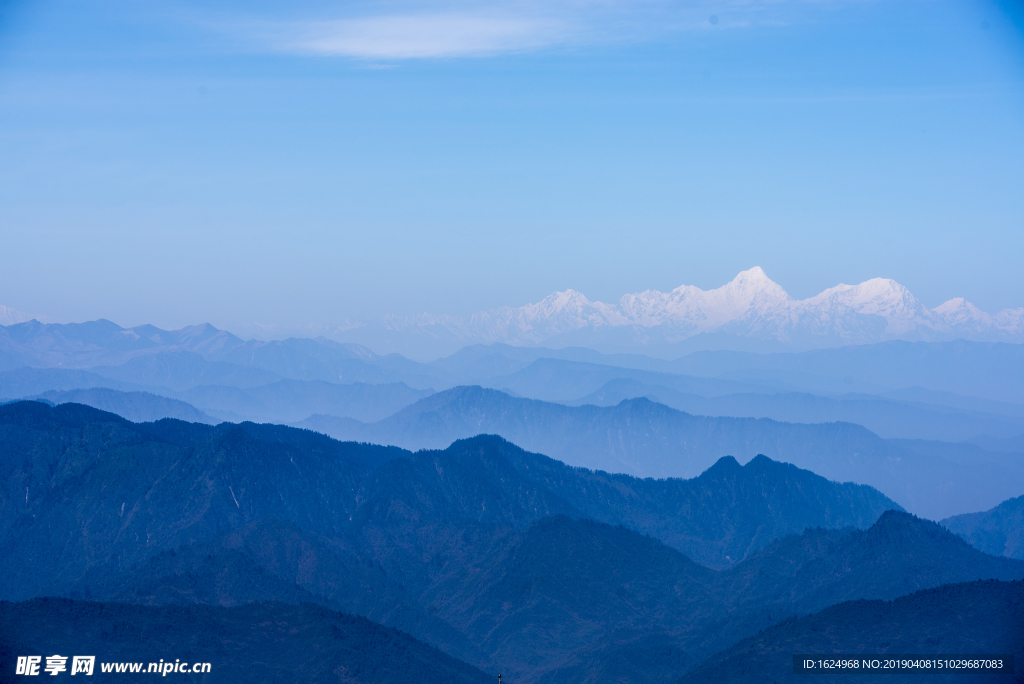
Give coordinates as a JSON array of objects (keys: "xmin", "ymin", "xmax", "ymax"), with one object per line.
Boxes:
[
  {"xmin": 338, "ymin": 267, "xmax": 1024, "ymax": 355},
  {"xmin": 568, "ymin": 378, "xmax": 1024, "ymax": 442},
  {"xmin": 297, "ymin": 386, "xmax": 1024, "ymax": 519},
  {"xmin": 4, "ymin": 315, "xmax": 1024, "ymax": 405},
  {"xmin": 27, "ymin": 388, "xmax": 216, "ymax": 424},
  {"xmin": 942, "ymin": 495, "xmax": 1024, "ymax": 559},
  {"xmin": 0, "ymin": 318, "xmax": 391, "ymax": 380}
]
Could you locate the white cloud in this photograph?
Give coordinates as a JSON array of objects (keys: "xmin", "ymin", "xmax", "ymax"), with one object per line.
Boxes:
[
  {"xmin": 244, "ymin": 0, "xmax": 859, "ymax": 61},
  {"xmin": 281, "ymin": 13, "xmax": 571, "ymax": 59}
]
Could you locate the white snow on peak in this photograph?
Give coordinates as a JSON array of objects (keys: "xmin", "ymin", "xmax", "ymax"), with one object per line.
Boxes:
[
  {"xmin": 0, "ymin": 304, "xmax": 35, "ymax": 327},
  {"xmin": 994, "ymin": 308, "xmax": 1024, "ymax": 335},
  {"xmin": 933, "ymin": 297, "xmax": 986, "ymax": 320},
  {"xmin": 371, "ymin": 268, "xmax": 1023, "ymax": 349},
  {"xmin": 620, "ymin": 267, "xmax": 793, "ymax": 331}
]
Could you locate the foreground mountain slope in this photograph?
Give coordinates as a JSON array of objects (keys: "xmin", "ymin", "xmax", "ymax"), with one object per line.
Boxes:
[
  {"xmin": 85, "ymin": 509, "xmax": 1021, "ymax": 684},
  {"xmin": 300, "ymin": 386, "xmax": 1024, "ymax": 519},
  {"xmin": 942, "ymin": 494, "xmax": 1024, "ymax": 559},
  {"xmin": 723, "ymin": 511, "xmax": 1024, "ymax": 613},
  {"xmin": 676, "ymin": 580, "xmax": 1024, "ymax": 684},
  {"xmin": 504, "ymin": 512, "xmax": 1024, "ymax": 684},
  {"xmin": 432, "ymin": 517, "xmax": 722, "ymax": 679},
  {"xmin": 0, "ymin": 599, "xmax": 493, "ymax": 684},
  {"xmin": 86, "ymin": 517, "xmax": 487, "ymax": 666}
]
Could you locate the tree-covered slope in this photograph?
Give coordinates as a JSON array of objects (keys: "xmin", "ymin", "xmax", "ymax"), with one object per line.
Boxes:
[
  {"xmin": 675, "ymin": 580, "xmax": 1024, "ymax": 684},
  {"xmin": 438, "ymin": 513, "xmax": 1024, "ymax": 683},
  {"xmin": 0, "ymin": 599, "xmax": 494, "ymax": 684}
]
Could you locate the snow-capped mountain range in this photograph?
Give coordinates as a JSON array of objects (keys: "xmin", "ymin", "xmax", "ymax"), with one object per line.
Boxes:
[
  {"xmin": 5, "ymin": 268, "xmax": 1022, "ymax": 358},
  {"xmin": 342, "ymin": 267, "xmax": 1024, "ymax": 356}
]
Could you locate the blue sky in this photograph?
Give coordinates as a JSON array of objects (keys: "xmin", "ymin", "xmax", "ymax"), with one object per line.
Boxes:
[{"xmin": 0, "ymin": 0, "xmax": 1022, "ymax": 334}]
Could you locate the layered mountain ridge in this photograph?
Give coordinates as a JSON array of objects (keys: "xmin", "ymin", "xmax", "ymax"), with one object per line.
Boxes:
[
  {"xmin": 2, "ymin": 401, "xmax": 1021, "ymax": 684},
  {"xmin": 297, "ymin": 385, "xmax": 1024, "ymax": 520}
]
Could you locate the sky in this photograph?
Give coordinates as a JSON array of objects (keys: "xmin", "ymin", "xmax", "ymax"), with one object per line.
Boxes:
[{"xmin": 0, "ymin": 0, "xmax": 1023, "ymax": 336}]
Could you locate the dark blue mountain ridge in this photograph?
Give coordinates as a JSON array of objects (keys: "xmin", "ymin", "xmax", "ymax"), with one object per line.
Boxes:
[
  {"xmin": 0, "ymin": 400, "xmax": 896, "ymax": 591},
  {"xmin": 437, "ymin": 512, "xmax": 1024, "ymax": 683},
  {"xmin": 296, "ymin": 385, "xmax": 1024, "ymax": 519},
  {"xmin": 52, "ymin": 509, "xmax": 1024, "ymax": 684},
  {"xmin": 0, "ymin": 598, "xmax": 494, "ymax": 684},
  {"xmin": 0, "ymin": 402, "xmax": 406, "ymax": 600},
  {"xmin": 674, "ymin": 579, "xmax": 1024, "ymax": 684},
  {"xmin": 51, "ymin": 508, "xmax": 1024, "ymax": 683},
  {"xmin": 80, "ymin": 516, "xmax": 489, "ymax": 667},
  {"xmin": 2, "ymin": 401, "xmax": 1022, "ymax": 684},
  {"xmin": 722, "ymin": 510, "xmax": 1024, "ymax": 613},
  {"xmin": 339, "ymin": 426, "xmax": 901, "ymax": 572}
]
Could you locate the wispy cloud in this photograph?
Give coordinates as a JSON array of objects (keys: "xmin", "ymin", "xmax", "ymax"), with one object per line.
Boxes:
[
  {"xmin": 277, "ymin": 13, "xmax": 573, "ymax": 59},
  {"xmin": 237, "ymin": 0, "xmax": 850, "ymax": 61}
]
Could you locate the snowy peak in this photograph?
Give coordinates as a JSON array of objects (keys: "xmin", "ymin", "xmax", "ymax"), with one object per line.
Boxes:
[
  {"xmin": 721, "ymin": 266, "xmax": 791, "ymax": 299},
  {"xmin": 620, "ymin": 267, "xmax": 792, "ymax": 330},
  {"xmin": 527, "ymin": 289, "xmax": 597, "ymax": 318},
  {"xmin": 368, "ymin": 268, "xmax": 1023, "ymax": 351},
  {"xmin": 798, "ymin": 278, "xmax": 932, "ymax": 337},
  {"xmin": 933, "ymin": 297, "xmax": 987, "ymax": 322}
]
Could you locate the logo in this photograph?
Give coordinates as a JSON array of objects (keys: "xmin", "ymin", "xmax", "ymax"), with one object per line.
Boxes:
[{"xmin": 15, "ymin": 656, "xmax": 95, "ymax": 676}]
